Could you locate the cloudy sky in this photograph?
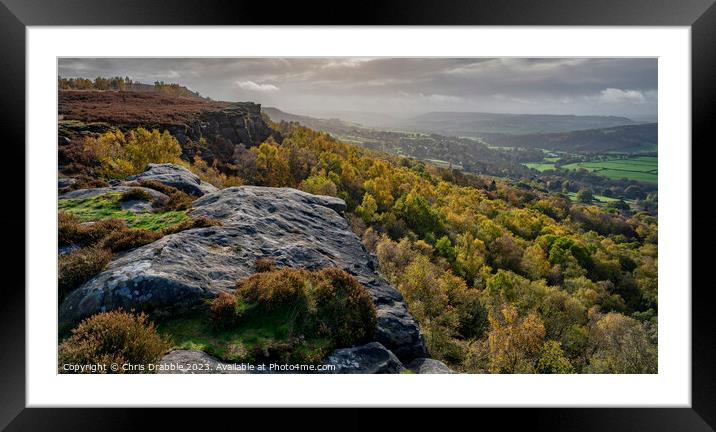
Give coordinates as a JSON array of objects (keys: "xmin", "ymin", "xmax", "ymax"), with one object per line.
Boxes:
[{"xmin": 58, "ymin": 58, "xmax": 657, "ymax": 120}]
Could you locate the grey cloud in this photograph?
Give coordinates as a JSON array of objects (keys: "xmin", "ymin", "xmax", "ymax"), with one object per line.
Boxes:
[{"xmin": 58, "ymin": 57, "xmax": 657, "ymax": 118}]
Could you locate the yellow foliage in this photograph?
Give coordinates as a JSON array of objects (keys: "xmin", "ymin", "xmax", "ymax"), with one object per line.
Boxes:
[
  {"xmin": 488, "ymin": 304, "xmax": 546, "ymax": 373},
  {"xmin": 188, "ymin": 154, "xmax": 243, "ymax": 189},
  {"xmin": 251, "ymin": 140, "xmax": 291, "ymax": 187},
  {"xmin": 84, "ymin": 127, "xmax": 182, "ymax": 179}
]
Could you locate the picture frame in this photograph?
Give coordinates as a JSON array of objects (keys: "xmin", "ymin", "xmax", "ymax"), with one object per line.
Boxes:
[{"xmin": 2, "ymin": 0, "xmax": 713, "ymax": 429}]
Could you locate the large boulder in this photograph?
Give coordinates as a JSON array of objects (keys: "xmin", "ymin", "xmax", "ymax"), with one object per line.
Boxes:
[
  {"xmin": 321, "ymin": 342, "xmax": 405, "ymax": 374},
  {"xmin": 406, "ymin": 358, "xmax": 455, "ymax": 374},
  {"xmin": 126, "ymin": 163, "xmax": 219, "ymax": 196},
  {"xmin": 59, "ymin": 186, "xmax": 426, "ymax": 362}
]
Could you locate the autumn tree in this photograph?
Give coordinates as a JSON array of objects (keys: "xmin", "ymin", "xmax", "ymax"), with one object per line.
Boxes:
[
  {"xmin": 585, "ymin": 311, "xmax": 657, "ymax": 373},
  {"xmin": 84, "ymin": 127, "xmax": 182, "ymax": 178},
  {"xmin": 488, "ymin": 304, "xmax": 546, "ymax": 373},
  {"xmin": 251, "ymin": 139, "xmax": 291, "ymax": 187},
  {"xmin": 536, "ymin": 340, "xmax": 575, "ymax": 373},
  {"xmin": 356, "ymin": 193, "xmax": 379, "ymax": 223},
  {"xmin": 454, "ymin": 232, "xmax": 487, "ymax": 286},
  {"xmin": 299, "ymin": 175, "xmax": 338, "ymax": 197}
]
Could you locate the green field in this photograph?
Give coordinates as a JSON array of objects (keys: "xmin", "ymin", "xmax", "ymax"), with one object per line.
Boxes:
[
  {"xmin": 427, "ymin": 159, "xmax": 464, "ymax": 170},
  {"xmin": 561, "ymin": 156, "xmax": 657, "ymax": 183},
  {"xmin": 524, "ymin": 162, "xmax": 556, "ymax": 172},
  {"xmin": 566, "ymin": 192, "xmax": 634, "ymax": 205}
]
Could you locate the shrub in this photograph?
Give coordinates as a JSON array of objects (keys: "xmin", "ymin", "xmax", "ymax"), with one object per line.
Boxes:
[
  {"xmin": 62, "ymin": 175, "xmax": 109, "ymax": 192},
  {"xmin": 160, "ymin": 216, "xmax": 221, "ymax": 235},
  {"xmin": 130, "ymin": 179, "xmax": 196, "ymax": 211},
  {"xmin": 60, "ymin": 210, "xmax": 183, "ymax": 252},
  {"xmin": 309, "ymin": 267, "xmax": 377, "ymax": 345},
  {"xmin": 230, "ymin": 267, "xmax": 377, "ymax": 347},
  {"xmin": 164, "ymin": 191, "xmax": 194, "ymax": 211},
  {"xmin": 120, "ymin": 188, "xmax": 154, "ymax": 202},
  {"xmin": 58, "ymin": 214, "xmax": 129, "ymax": 247},
  {"xmin": 99, "ymin": 228, "xmax": 162, "ymax": 252},
  {"xmin": 209, "ymin": 292, "xmax": 242, "ymax": 330},
  {"xmin": 58, "ymin": 247, "xmax": 112, "ymax": 299},
  {"xmin": 134, "ymin": 179, "xmax": 179, "ymax": 196},
  {"xmin": 58, "ymin": 212, "xmax": 83, "ymax": 246},
  {"xmin": 255, "ymin": 258, "xmax": 276, "ymax": 273},
  {"xmin": 238, "ymin": 268, "xmax": 311, "ymax": 311},
  {"xmin": 58, "ymin": 311, "xmax": 168, "ymax": 373}
]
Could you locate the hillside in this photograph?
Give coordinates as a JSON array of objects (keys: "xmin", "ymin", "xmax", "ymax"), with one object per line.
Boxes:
[
  {"xmin": 389, "ymin": 112, "xmax": 639, "ymax": 137},
  {"xmin": 57, "ymin": 90, "xmax": 658, "ymax": 374},
  {"xmin": 483, "ymin": 123, "xmax": 658, "ymax": 153},
  {"xmin": 263, "ymin": 107, "xmax": 535, "ymax": 178},
  {"xmin": 263, "ymin": 107, "xmax": 360, "ymax": 135}
]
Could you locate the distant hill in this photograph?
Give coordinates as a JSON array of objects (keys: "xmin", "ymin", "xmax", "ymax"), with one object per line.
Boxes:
[
  {"xmin": 263, "ymin": 107, "xmax": 360, "ymax": 134},
  {"xmin": 482, "ymin": 123, "xmax": 658, "ymax": 153},
  {"xmin": 391, "ymin": 112, "xmax": 640, "ymax": 137}
]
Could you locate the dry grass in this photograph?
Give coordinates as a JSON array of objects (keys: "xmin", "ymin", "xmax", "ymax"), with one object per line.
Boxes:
[
  {"xmin": 58, "ymin": 247, "xmax": 112, "ymax": 300},
  {"xmin": 58, "ymin": 311, "xmax": 168, "ymax": 373},
  {"xmin": 59, "ymin": 90, "xmax": 229, "ymax": 126}
]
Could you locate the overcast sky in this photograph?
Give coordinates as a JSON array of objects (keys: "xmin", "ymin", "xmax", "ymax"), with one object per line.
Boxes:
[{"xmin": 58, "ymin": 58, "xmax": 657, "ymax": 119}]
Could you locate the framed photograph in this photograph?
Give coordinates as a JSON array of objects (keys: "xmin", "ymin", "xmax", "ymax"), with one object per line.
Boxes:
[{"xmin": 3, "ymin": 0, "xmax": 713, "ymax": 429}]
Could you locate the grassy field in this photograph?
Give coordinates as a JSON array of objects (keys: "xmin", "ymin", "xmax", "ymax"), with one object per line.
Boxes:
[
  {"xmin": 566, "ymin": 192, "xmax": 634, "ymax": 205},
  {"xmin": 524, "ymin": 155, "xmax": 657, "ymax": 183},
  {"xmin": 58, "ymin": 192, "xmax": 189, "ymax": 230},
  {"xmin": 427, "ymin": 159, "xmax": 464, "ymax": 170},
  {"xmin": 524, "ymin": 162, "xmax": 556, "ymax": 172},
  {"xmin": 561, "ymin": 156, "xmax": 657, "ymax": 183}
]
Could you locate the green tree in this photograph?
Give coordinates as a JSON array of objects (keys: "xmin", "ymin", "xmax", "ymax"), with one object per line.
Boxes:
[
  {"xmin": 536, "ymin": 340, "xmax": 575, "ymax": 373},
  {"xmin": 576, "ymin": 188, "xmax": 594, "ymax": 203},
  {"xmin": 394, "ymin": 191, "xmax": 443, "ymax": 239},
  {"xmin": 435, "ymin": 235, "xmax": 456, "ymax": 262},
  {"xmin": 356, "ymin": 193, "xmax": 379, "ymax": 223},
  {"xmin": 299, "ymin": 175, "xmax": 338, "ymax": 197}
]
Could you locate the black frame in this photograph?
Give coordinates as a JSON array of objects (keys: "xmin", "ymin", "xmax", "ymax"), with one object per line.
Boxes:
[{"xmin": 1, "ymin": 0, "xmax": 713, "ymax": 430}]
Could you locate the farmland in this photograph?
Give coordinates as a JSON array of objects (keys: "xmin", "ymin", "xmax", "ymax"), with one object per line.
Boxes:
[
  {"xmin": 524, "ymin": 155, "xmax": 657, "ymax": 184},
  {"xmin": 561, "ymin": 156, "xmax": 657, "ymax": 184}
]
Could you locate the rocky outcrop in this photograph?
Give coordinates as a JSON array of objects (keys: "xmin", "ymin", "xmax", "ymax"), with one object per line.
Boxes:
[
  {"xmin": 59, "ymin": 185, "xmax": 427, "ymax": 362},
  {"xmin": 58, "ymin": 91, "xmax": 280, "ymax": 169},
  {"xmin": 321, "ymin": 342, "xmax": 405, "ymax": 374},
  {"xmin": 406, "ymin": 358, "xmax": 455, "ymax": 374},
  {"xmin": 126, "ymin": 163, "xmax": 218, "ymax": 196},
  {"xmin": 187, "ymin": 103, "xmax": 277, "ymax": 162},
  {"xmin": 160, "ymin": 345, "xmax": 457, "ymax": 375},
  {"xmin": 157, "ymin": 350, "xmax": 248, "ymax": 374}
]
